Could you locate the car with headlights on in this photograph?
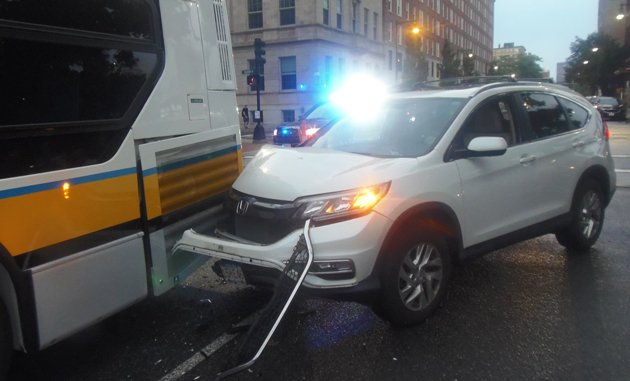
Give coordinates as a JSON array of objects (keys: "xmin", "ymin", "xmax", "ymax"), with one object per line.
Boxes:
[
  {"xmin": 272, "ymin": 102, "xmax": 342, "ymax": 146},
  {"xmin": 174, "ymin": 79, "xmax": 616, "ymax": 327},
  {"xmin": 590, "ymin": 96, "xmax": 626, "ymax": 121}
]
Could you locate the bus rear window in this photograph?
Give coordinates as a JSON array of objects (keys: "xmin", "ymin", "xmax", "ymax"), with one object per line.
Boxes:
[
  {"xmin": 0, "ymin": 0, "xmax": 154, "ymax": 40},
  {"xmin": 0, "ymin": 38, "xmax": 158, "ymax": 126}
]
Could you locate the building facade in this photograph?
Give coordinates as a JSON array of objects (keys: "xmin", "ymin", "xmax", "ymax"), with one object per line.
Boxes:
[
  {"xmin": 598, "ymin": 0, "xmax": 629, "ymax": 46},
  {"xmin": 228, "ymin": 0, "xmax": 494, "ymax": 127}
]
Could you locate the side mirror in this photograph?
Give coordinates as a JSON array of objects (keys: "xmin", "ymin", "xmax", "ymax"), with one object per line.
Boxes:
[{"xmin": 466, "ymin": 136, "xmax": 507, "ymax": 157}]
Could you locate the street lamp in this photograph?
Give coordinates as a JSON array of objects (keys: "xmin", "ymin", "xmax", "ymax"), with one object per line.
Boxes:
[{"xmin": 393, "ymin": 20, "xmax": 421, "ymax": 82}]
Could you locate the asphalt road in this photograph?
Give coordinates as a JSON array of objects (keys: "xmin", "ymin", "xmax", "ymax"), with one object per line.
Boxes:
[{"xmin": 8, "ymin": 124, "xmax": 630, "ymax": 381}]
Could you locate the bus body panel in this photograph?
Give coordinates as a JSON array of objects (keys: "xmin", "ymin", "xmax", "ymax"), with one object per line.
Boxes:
[
  {"xmin": 0, "ymin": 0, "xmax": 242, "ymax": 354},
  {"xmin": 30, "ymin": 234, "xmax": 147, "ymax": 349},
  {"xmin": 0, "ymin": 132, "xmax": 141, "ymax": 257},
  {"xmin": 198, "ymin": 0, "xmax": 237, "ymax": 91},
  {"xmin": 137, "ymin": 128, "xmax": 242, "ymax": 295}
]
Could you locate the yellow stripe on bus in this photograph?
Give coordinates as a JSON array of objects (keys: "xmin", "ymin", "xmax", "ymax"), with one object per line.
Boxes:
[
  {"xmin": 157, "ymin": 151, "xmax": 240, "ymax": 215},
  {"xmin": 0, "ymin": 174, "xmax": 140, "ymax": 256}
]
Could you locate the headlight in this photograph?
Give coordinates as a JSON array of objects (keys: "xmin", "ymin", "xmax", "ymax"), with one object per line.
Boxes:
[{"xmin": 294, "ymin": 182, "xmax": 390, "ymax": 222}]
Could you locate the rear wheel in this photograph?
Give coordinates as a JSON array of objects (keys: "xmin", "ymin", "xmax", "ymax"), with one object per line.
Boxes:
[
  {"xmin": 0, "ymin": 300, "xmax": 12, "ymax": 380},
  {"xmin": 376, "ymin": 229, "xmax": 452, "ymax": 326},
  {"xmin": 556, "ymin": 179, "xmax": 605, "ymax": 252}
]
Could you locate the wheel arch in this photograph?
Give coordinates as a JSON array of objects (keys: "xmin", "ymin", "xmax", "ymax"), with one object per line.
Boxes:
[
  {"xmin": 576, "ymin": 165, "xmax": 612, "ymax": 207},
  {"xmin": 375, "ymin": 202, "xmax": 464, "ymax": 274},
  {"xmin": 0, "ymin": 243, "xmax": 38, "ymax": 353}
]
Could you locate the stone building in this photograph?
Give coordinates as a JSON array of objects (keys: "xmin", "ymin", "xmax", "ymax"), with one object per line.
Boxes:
[{"xmin": 227, "ymin": 0, "xmax": 494, "ymax": 127}]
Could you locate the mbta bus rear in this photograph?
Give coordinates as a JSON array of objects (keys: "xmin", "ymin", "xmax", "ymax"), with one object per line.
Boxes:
[{"xmin": 0, "ymin": 0, "xmax": 242, "ymax": 374}]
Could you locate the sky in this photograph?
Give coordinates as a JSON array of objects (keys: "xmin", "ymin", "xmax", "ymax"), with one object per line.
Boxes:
[{"xmin": 494, "ymin": 0, "xmax": 599, "ymax": 81}]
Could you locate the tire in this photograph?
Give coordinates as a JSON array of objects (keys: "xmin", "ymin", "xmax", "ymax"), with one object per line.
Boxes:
[
  {"xmin": 375, "ymin": 229, "xmax": 452, "ymax": 327},
  {"xmin": 0, "ymin": 300, "xmax": 12, "ymax": 380},
  {"xmin": 555, "ymin": 179, "xmax": 605, "ymax": 252}
]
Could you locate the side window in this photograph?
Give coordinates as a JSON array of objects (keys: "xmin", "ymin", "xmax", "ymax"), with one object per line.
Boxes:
[
  {"xmin": 520, "ymin": 93, "xmax": 570, "ymax": 138},
  {"xmin": 453, "ymin": 95, "xmax": 516, "ymax": 150},
  {"xmin": 557, "ymin": 97, "xmax": 589, "ymax": 130}
]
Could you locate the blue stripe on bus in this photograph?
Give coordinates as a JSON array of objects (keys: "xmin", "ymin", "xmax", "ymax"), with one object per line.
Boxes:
[
  {"xmin": 2, "ymin": 144, "xmax": 242, "ymax": 200},
  {"xmin": 141, "ymin": 145, "xmax": 241, "ymax": 177},
  {"xmin": 0, "ymin": 167, "xmax": 137, "ymax": 200}
]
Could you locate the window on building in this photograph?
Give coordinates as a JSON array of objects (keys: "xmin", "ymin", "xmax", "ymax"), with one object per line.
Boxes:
[
  {"xmin": 336, "ymin": 0, "xmax": 343, "ymax": 29},
  {"xmin": 282, "ymin": 109, "xmax": 295, "ymax": 122},
  {"xmin": 397, "ymin": 24, "xmax": 402, "ymax": 45},
  {"xmin": 248, "ymin": 0, "xmax": 263, "ymax": 29},
  {"xmin": 280, "ymin": 56, "xmax": 296, "ymax": 90},
  {"xmin": 352, "ymin": 2, "xmax": 358, "ymax": 33},
  {"xmin": 386, "ymin": 21, "xmax": 392, "ymax": 42},
  {"xmin": 406, "ymin": 2, "xmax": 410, "ymax": 20},
  {"xmin": 279, "ymin": 0, "xmax": 295, "ymax": 25},
  {"xmin": 386, "ymin": 0, "xmax": 392, "ymax": 12},
  {"xmin": 323, "ymin": 0, "xmax": 329, "ymax": 25},
  {"xmin": 388, "ymin": 50, "xmax": 393, "ymax": 70},
  {"xmin": 396, "ymin": 0, "xmax": 402, "ymax": 16},
  {"xmin": 373, "ymin": 12, "xmax": 378, "ymax": 39},
  {"xmin": 364, "ymin": 8, "xmax": 369, "ymax": 35}
]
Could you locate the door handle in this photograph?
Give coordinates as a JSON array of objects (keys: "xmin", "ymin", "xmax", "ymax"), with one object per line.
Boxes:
[
  {"xmin": 572, "ymin": 140, "xmax": 585, "ymax": 148},
  {"xmin": 519, "ymin": 155, "xmax": 537, "ymax": 164}
]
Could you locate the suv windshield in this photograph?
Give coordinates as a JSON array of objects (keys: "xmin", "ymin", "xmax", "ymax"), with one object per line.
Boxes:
[{"xmin": 307, "ymin": 98, "xmax": 466, "ymax": 158}]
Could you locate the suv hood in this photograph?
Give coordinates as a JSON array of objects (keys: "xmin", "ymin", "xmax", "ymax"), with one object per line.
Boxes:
[{"xmin": 234, "ymin": 145, "xmax": 413, "ymax": 201}]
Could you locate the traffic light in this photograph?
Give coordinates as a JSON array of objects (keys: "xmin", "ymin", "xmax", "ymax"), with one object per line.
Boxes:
[
  {"xmin": 254, "ymin": 38, "xmax": 266, "ymax": 68},
  {"xmin": 247, "ymin": 73, "xmax": 257, "ymax": 87}
]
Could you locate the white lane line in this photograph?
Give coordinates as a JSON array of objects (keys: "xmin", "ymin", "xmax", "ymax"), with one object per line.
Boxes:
[
  {"xmin": 158, "ymin": 333, "xmax": 236, "ymax": 381},
  {"xmin": 615, "ymin": 169, "xmax": 630, "ymax": 173},
  {"xmin": 613, "ymin": 155, "xmax": 630, "ymax": 158},
  {"xmin": 158, "ymin": 312, "xmax": 259, "ymax": 381}
]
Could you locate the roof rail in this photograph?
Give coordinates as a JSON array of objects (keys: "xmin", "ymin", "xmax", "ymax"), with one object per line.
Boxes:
[{"xmin": 396, "ymin": 75, "xmax": 517, "ymax": 92}]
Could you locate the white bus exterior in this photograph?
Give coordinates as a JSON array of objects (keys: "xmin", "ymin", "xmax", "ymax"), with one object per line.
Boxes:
[{"xmin": 0, "ymin": 0, "xmax": 242, "ymax": 371}]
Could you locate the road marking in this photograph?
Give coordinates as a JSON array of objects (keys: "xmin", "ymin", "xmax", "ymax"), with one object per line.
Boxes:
[
  {"xmin": 158, "ymin": 333, "xmax": 236, "ymax": 381},
  {"xmin": 615, "ymin": 169, "xmax": 630, "ymax": 173},
  {"xmin": 158, "ymin": 313, "xmax": 259, "ymax": 381},
  {"xmin": 613, "ymin": 155, "xmax": 630, "ymax": 158}
]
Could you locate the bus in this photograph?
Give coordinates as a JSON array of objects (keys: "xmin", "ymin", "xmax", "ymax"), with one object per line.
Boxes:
[{"xmin": 0, "ymin": 0, "xmax": 242, "ymax": 374}]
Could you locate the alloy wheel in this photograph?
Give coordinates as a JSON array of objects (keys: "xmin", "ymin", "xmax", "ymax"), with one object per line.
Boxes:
[{"xmin": 398, "ymin": 243, "xmax": 443, "ymax": 311}]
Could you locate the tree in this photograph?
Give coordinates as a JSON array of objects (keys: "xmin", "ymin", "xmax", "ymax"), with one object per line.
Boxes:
[
  {"xmin": 494, "ymin": 53, "xmax": 544, "ymax": 78},
  {"xmin": 402, "ymin": 32, "xmax": 428, "ymax": 83},
  {"xmin": 564, "ymin": 33, "xmax": 629, "ymax": 96},
  {"xmin": 440, "ymin": 39, "xmax": 461, "ymax": 78},
  {"xmin": 461, "ymin": 53, "xmax": 476, "ymax": 76}
]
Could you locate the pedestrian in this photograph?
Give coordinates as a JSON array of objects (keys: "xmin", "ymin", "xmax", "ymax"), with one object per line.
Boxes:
[{"xmin": 241, "ymin": 105, "xmax": 250, "ymax": 129}]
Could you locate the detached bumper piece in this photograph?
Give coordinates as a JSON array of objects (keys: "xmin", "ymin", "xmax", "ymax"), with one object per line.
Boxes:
[{"xmin": 215, "ymin": 220, "xmax": 314, "ymax": 380}]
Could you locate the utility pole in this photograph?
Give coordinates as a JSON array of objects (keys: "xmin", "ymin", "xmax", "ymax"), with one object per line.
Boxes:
[{"xmin": 253, "ymin": 38, "xmax": 266, "ymax": 141}]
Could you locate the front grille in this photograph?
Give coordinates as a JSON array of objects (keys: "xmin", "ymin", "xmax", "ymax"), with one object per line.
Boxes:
[{"xmin": 224, "ymin": 189, "xmax": 304, "ymax": 244}]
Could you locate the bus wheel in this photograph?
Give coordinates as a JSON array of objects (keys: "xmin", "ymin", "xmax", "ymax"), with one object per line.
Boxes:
[{"xmin": 0, "ymin": 300, "xmax": 12, "ymax": 379}]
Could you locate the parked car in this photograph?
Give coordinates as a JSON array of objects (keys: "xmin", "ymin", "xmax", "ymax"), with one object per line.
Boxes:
[
  {"xmin": 588, "ymin": 96, "xmax": 626, "ymax": 121},
  {"xmin": 175, "ymin": 80, "xmax": 616, "ymax": 327},
  {"xmin": 272, "ymin": 102, "xmax": 342, "ymax": 146}
]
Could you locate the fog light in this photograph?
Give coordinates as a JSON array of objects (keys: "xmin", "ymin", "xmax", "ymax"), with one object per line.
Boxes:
[{"xmin": 309, "ymin": 260, "xmax": 354, "ymax": 275}]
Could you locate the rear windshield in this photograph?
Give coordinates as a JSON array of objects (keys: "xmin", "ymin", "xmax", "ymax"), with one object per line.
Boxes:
[
  {"xmin": 598, "ymin": 97, "xmax": 619, "ymax": 106},
  {"xmin": 307, "ymin": 98, "xmax": 466, "ymax": 158}
]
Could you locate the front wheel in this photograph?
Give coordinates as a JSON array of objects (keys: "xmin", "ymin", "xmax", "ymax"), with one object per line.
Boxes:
[
  {"xmin": 376, "ymin": 231, "xmax": 452, "ymax": 327},
  {"xmin": 556, "ymin": 179, "xmax": 605, "ymax": 252}
]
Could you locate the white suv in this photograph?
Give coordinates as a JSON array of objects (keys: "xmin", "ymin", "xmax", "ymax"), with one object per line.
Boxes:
[{"xmin": 175, "ymin": 81, "xmax": 616, "ymax": 326}]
